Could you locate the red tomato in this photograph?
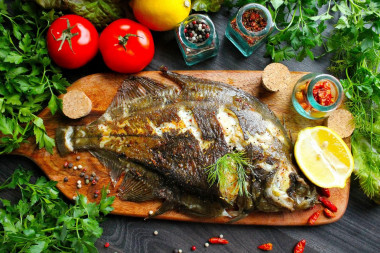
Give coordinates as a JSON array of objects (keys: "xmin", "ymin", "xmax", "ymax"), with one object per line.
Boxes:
[
  {"xmin": 99, "ymin": 19, "xmax": 154, "ymax": 73},
  {"xmin": 47, "ymin": 15, "xmax": 98, "ymax": 69}
]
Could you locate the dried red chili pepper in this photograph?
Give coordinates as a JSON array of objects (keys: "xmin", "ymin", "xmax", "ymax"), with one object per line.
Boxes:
[
  {"xmin": 258, "ymin": 243, "xmax": 273, "ymax": 251},
  {"xmin": 307, "ymin": 210, "xmax": 321, "ymax": 225},
  {"xmin": 318, "ymin": 187, "xmax": 331, "ymax": 197},
  {"xmin": 323, "ymin": 208, "xmax": 336, "ymax": 218},
  {"xmin": 208, "ymin": 237, "xmax": 229, "ymax": 244},
  {"xmin": 318, "ymin": 196, "xmax": 337, "ymax": 212},
  {"xmin": 293, "ymin": 239, "xmax": 306, "ymax": 253}
]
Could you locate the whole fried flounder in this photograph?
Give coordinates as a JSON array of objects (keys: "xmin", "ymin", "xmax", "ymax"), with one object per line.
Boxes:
[{"xmin": 56, "ymin": 68, "xmax": 317, "ymax": 220}]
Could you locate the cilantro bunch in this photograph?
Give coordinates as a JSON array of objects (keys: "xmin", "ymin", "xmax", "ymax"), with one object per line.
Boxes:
[
  {"xmin": 0, "ymin": 169, "xmax": 115, "ymax": 252},
  {"xmin": 0, "ymin": 0, "xmax": 69, "ymax": 154}
]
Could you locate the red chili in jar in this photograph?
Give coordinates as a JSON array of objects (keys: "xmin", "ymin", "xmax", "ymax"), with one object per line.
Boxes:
[
  {"xmin": 312, "ymin": 80, "xmax": 335, "ymax": 106},
  {"xmin": 242, "ymin": 9, "xmax": 267, "ymax": 32}
]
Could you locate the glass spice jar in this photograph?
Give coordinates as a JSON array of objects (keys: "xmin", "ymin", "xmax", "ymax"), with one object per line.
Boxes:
[
  {"xmin": 175, "ymin": 14, "xmax": 219, "ymax": 66},
  {"xmin": 225, "ymin": 3, "xmax": 274, "ymax": 57},
  {"xmin": 292, "ymin": 73, "xmax": 343, "ymax": 120}
]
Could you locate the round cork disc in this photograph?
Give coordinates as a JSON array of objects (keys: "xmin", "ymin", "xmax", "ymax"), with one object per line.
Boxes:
[
  {"xmin": 327, "ymin": 109, "xmax": 355, "ymax": 138},
  {"xmin": 262, "ymin": 63, "xmax": 291, "ymax": 92},
  {"xmin": 62, "ymin": 90, "xmax": 92, "ymax": 119}
]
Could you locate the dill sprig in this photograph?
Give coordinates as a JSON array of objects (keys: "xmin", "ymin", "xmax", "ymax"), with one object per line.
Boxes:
[{"xmin": 205, "ymin": 151, "xmax": 252, "ymax": 197}]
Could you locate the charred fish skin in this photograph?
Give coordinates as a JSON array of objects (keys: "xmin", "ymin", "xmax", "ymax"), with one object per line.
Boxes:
[{"xmin": 56, "ymin": 69, "xmax": 317, "ymax": 219}]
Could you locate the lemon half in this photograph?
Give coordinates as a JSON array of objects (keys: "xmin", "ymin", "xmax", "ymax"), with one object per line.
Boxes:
[{"xmin": 294, "ymin": 126, "xmax": 354, "ymax": 188}]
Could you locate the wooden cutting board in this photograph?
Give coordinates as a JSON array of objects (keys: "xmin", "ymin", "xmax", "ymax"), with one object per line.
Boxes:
[{"xmin": 12, "ymin": 70, "xmax": 350, "ymax": 225}]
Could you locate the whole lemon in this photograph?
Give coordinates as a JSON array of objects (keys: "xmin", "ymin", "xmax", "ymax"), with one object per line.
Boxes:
[{"xmin": 130, "ymin": 0, "xmax": 191, "ymax": 31}]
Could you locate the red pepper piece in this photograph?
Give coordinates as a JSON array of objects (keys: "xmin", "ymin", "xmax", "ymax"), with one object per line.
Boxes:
[
  {"xmin": 208, "ymin": 237, "xmax": 229, "ymax": 244},
  {"xmin": 323, "ymin": 208, "xmax": 336, "ymax": 218},
  {"xmin": 318, "ymin": 187, "xmax": 331, "ymax": 197},
  {"xmin": 318, "ymin": 196, "xmax": 337, "ymax": 212},
  {"xmin": 307, "ymin": 210, "xmax": 321, "ymax": 225},
  {"xmin": 104, "ymin": 242, "xmax": 110, "ymax": 248},
  {"xmin": 294, "ymin": 239, "xmax": 306, "ymax": 253},
  {"xmin": 258, "ymin": 243, "xmax": 273, "ymax": 251}
]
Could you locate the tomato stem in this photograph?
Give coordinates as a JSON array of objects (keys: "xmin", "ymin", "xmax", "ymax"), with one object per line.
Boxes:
[
  {"xmin": 118, "ymin": 34, "xmax": 142, "ymax": 51},
  {"xmin": 50, "ymin": 18, "xmax": 78, "ymax": 53}
]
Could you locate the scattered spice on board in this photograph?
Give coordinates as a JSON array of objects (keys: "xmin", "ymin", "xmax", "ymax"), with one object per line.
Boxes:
[
  {"xmin": 318, "ymin": 196, "xmax": 338, "ymax": 212},
  {"xmin": 258, "ymin": 243, "xmax": 273, "ymax": 251},
  {"xmin": 307, "ymin": 210, "xmax": 321, "ymax": 225},
  {"xmin": 293, "ymin": 239, "xmax": 306, "ymax": 253}
]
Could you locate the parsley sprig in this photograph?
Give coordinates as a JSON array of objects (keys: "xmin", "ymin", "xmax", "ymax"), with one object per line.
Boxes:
[
  {"xmin": 0, "ymin": 168, "xmax": 115, "ymax": 252},
  {"xmin": 0, "ymin": 0, "xmax": 70, "ymax": 154}
]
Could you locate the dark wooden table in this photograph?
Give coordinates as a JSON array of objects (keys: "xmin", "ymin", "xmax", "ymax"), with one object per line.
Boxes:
[{"xmin": 1, "ymin": 8, "xmax": 379, "ymax": 253}]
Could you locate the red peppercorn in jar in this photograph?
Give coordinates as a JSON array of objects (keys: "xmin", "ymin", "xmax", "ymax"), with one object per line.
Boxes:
[{"xmin": 292, "ymin": 73, "xmax": 343, "ymax": 119}]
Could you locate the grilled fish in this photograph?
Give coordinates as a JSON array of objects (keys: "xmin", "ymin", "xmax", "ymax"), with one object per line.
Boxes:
[{"xmin": 56, "ymin": 68, "xmax": 317, "ymax": 220}]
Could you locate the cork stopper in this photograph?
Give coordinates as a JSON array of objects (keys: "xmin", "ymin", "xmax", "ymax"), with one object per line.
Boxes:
[
  {"xmin": 327, "ymin": 108, "xmax": 355, "ymax": 138},
  {"xmin": 62, "ymin": 90, "xmax": 92, "ymax": 119},
  {"xmin": 262, "ymin": 63, "xmax": 291, "ymax": 92}
]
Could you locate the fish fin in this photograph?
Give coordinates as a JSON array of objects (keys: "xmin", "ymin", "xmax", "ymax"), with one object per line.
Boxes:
[
  {"xmin": 160, "ymin": 66, "xmax": 226, "ymax": 90},
  {"xmin": 90, "ymin": 150, "xmax": 126, "ymax": 185},
  {"xmin": 118, "ymin": 174, "xmax": 156, "ymax": 202},
  {"xmin": 117, "ymin": 76, "xmax": 168, "ymax": 100},
  {"xmin": 226, "ymin": 212, "xmax": 249, "ymax": 224},
  {"xmin": 91, "ymin": 76, "xmax": 170, "ymax": 124},
  {"xmin": 160, "ymin": 66, "xmax": 188, "ymax": 89},
  {"xmin": 56, "ymin": 126, "xmax": 74, "ymax": 156},
  {"xmin": 145, "ymin": 200, "xmax": 176, "ymax": 219}
]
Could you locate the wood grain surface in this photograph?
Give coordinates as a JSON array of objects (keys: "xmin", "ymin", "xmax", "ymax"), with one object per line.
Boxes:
[
  {"xmin": 12, "ymin": 70, "xmax": 349, "ymax": 226},
  {"xmin": 1, "ymin": 5, "xmax": 380, "ymax": 253}
]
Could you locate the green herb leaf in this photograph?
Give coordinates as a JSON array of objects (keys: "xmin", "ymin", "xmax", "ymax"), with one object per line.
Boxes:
[
  {"xmin": 0, "ymin": 168, "xmax": 115, "ymax": 252},
  {"xmin": 205, "ymin": 151, "xmax": 252, "ymax": 197},
  {"xmin": 0, "ymin": 0, "xmax": 69, "ymax": 154}
]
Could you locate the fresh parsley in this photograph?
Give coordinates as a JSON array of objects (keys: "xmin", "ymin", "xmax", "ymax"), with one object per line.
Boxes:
[
  {"xmin": 0, "ymin": 0, "xmax": 69, "ymax": 154},
  {"xmin": 0, "ymin": 168, "xmax": 115, "ymax": 253}
]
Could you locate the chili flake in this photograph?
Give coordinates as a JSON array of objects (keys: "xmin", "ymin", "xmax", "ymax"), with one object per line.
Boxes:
[
  {"xmin": 242, "ymin": 9, "xmax": 267, "ymax": 32},
  {"xmin": 312, "ymin": 80, "xmax": 335, "ymax": 106}
]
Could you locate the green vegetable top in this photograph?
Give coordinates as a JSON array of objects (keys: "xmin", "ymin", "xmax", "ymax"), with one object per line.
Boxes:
[
  {"xmin": 35, "ymin": 0, "xmax": 127, "ymax": 28},
  {"xmin": 0, "ymin": 0, "xmax": 70, "ymax": 154},
  {"xmin": 0, "ymin": 168, "xmax": 115, "ymax": 253}
]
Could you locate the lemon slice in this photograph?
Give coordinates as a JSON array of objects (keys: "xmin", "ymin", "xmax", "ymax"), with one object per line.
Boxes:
[{"xmin": 294, "ymin": 126, "xmax": 354, "ymax": 188}]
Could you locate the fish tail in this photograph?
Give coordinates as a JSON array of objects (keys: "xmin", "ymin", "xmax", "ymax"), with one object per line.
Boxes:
[{"xmin": 56, "ymin": 126, "xmax": 75, "ymax": 156}]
